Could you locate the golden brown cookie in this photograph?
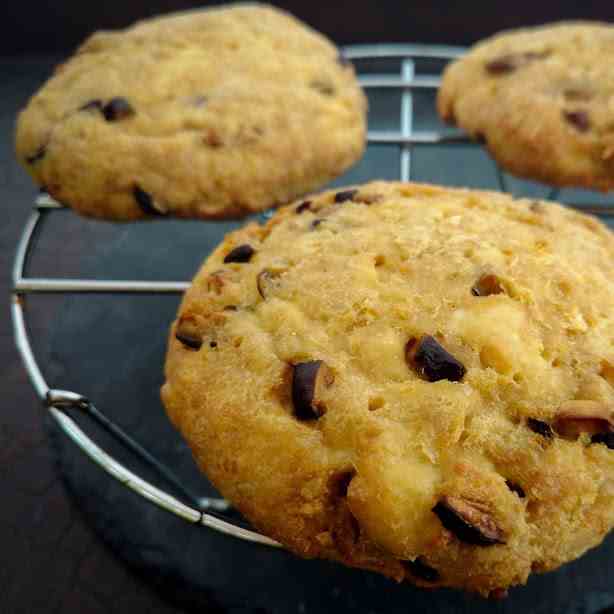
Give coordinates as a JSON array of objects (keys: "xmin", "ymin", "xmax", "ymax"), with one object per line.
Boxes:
[
  {"xmin": 438, "ymin": 22, "xmax": 614, "ymax": 191},
  {"xmin": 15, "ymin": 4, "xmax": 366, "ymax": 219},
  {"xmin": 162, "ymin": 181, "xmax": 614, "ymax": 595}
]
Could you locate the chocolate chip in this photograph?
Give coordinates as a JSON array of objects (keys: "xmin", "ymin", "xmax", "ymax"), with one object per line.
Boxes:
[
  {"xmin": 563, "ymin": 110, "xmax": 591, "ymax": 132},
  {"xmin": 175, "ymin": 317, "xmax": 202, "ymax": 350},
  {"xmin": 310, "ymin": 80, "xmax": 336, "ymax": 96},
  {"xmin": 79, "ymin": 99, "xmax": 103, "ymax": 112},
  {"xmin": 402, "ymin": 557, "xmax": 440, "ymax": 583},
  {"xmin": 553, "ymin": 400, "xmax": 614, "ymax": 439},
  {"xmin": 432, "ymin": 495, "xmax": 505, "ymax": 546},
  {"xmin": 203, "ymin": 129, "xmax": 223, "ymax": 147},
  {"xmin": 295, "ymin": 200, "xmax": 312, "ymax": 214},
  {"xmin": 485, "ymin": 55, "xmax": 518, "ymax": 75},
  {"xmin": 133, "ymin": 186, "xmax": 167, "ymax": 216},
  {"xmin": 471, "ymin": 273, "xmax": 505, "ymax": 297},
  {"xmin": 223, "ymin": 244, "xmax": 255, "ymax": 264},
  {"xmin": 223, "ymin": 305, "xmax": 238, "ymax": 311},
  {"xmin": 329, "ymin": 470, "xmax": 355, "ymax": 499},
  {"xmin": 524, "ymin": 50, "xmax": 550, "ymax": 61},
  {"xmin": 209, "ymin": 341, "xmax": 218, "ymax": 348},
  {"xmin": 26, "ymin": 145, "xmax": 46, "ymax": 164},
  {"xmin": 102, "ymin": 97, "xmax": 135, "ymax": 121},
  {"xmin": 405, "ymin": 336, "xmax": 466, "ymax": 383},
  {"xmin": 354, "ymin": 193, "xmax": 383, "ymax": 205},
  {"xmin": 505, "ymin": 480, "xmax": 525, "ymax": 498},
  {"xmin": 331, "ymin": 500, "xmax": 360, "ymax": 557},
  {"xmin": 485, "ymin": 50, "xmax": 549, "ymax": 75},
  {"xmin": 191, "ymin": 95, "xmax": 207, "ymax": 106},
  {"xmin": 334, "ymin": 189, "xmax": 358, "ymax": 204},
  {"xmin": 527, "ymin": 418, "xmax": 553, "ymax": 439},
  {"xmin": 257, "ymin": 268, "xmax": 285, "ymax": 299},
  {"xmin": 591, "ymin": 432, "xmax": 614, "ymax": 449},
  {"xmin": 291, "ymin": 360, "xmax": 334, "ymax": 420},
  {"xmin": 328, "ymin": 470, "xmax": 359, "ymax": 557},
  {"xmin": 563, "ymin": 88, "xmax": 593, "ymax": 102},
  {"xmin": 310, "ymin": 219, "xmax": 324, "ymax": 229}
]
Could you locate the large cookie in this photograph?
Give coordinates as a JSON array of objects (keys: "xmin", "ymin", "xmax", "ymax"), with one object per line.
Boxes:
[
  {"xmin": 438, "ymin": 22, "xmax": 614, "ymax": 191},
  {"xmin": 162, "ymin": 181, "xmax": 614, "ymax": 595},
  {"xmin": 15, "ymin": 5, "xmax": 366, "ymax": 220}
]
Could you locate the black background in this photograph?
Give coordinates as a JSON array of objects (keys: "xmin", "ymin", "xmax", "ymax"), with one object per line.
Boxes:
[
  {"xmin": 3, "ymin": 2, "xmax": 614, "ymax": 614},
  {"xmin": 2, "ymin": 1, "xmax": 614, "ymax": 56}
]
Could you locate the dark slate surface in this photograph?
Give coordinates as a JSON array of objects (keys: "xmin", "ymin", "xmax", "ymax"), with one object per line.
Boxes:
[{"xmin": 3, "ymin": 54, "xmax": 614, "ymax": 614}]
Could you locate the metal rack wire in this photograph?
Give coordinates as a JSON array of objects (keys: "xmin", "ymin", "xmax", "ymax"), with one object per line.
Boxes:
[{"xmin": 11, "ymin": 44, "xmax": 614, "ymax": 552}]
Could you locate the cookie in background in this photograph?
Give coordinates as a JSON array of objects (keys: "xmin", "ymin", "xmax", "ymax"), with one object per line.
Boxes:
[
  {"xmin": 15, "ymin": 4, "xmax": 367, "ymax": 220},
  {"xmin": 438, "ymin": 22, "xmax": 614, "ymax": 191}
]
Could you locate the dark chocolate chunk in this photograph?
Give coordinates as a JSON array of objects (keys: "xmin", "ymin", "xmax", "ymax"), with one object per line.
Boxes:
[
  {"xmin": 102, "ymin": 97, "xmax": 135, "ymax": 121},
  {"xmin": 295, "ymin": 200, "xmax": 312, "ymax": 214},
  {"xmin": 26, "ymin": 145, "xmax": 46, "ymax": 164},
  {"xmin": 310, "ymin": 80, "xmax": 336, "ymax": 96},
  {"xmin": 553, "ymin": 400, "xmax": 614, "ymax": 440},
  {"xmin": 471, "ymin": 273, "xmax": 505, "ymax": 297},
  {"xmin": 257, "ymin": 268, "xmax": 286, "ymax": 299},
  {"xmin": 591, "ymin": 432, "xmax": 614, "ymax": 449},
  {"xmin": 432, "ymin": 495, "xmax": 505, "ymax": 546},
  {"xmin": 334, "ymin": 189, "xmax": 358, "ymax": 204},
  {"xmin": 331, "ymin": 500, "xmax": 360, "ymax": 557},
  {"xmin": 402, "ymin": 557, "xmax": 440, "ymax": 583},
  {"xmin": 329, "ymin": 470, "xmax": 355, "ymax": 499},
  {"xmin": 291, "ymin": 360, "xmax": 334, "ymax": 420},
  {"xmin": 485, "ymin": 50, "xmax": 549, "ymax": 75},
  {"xmin": 133, "ymin": 186, "xmax": 167, "ymax": 216},
  {"xmin": 203, "ymin": 129, "xmax": 223, "ymax": 147},
  {"xmin": 223, "ymin": 244, "xmax": 255, "ymax": 264},
  {"xmin": 524, "ymin": 50, "xmax": 550, "ymax": 61},
  {"xmin": 310, "ymin": 218, "xmax": 324, "ymax": 229},
  {"xmin": 209, "ymin": 341, "xmax": 218, "ymax": 349},
  {"xmin": 79, "ymin": 99, "xmax": 103, "ymax": 112},
  {"xmin": 505, "ymin": 480, "xmax": 526, "ymax": 498},
  {"xmin": 175, "ymin": 318, "xmax": 202, "ymax": 350},
  {"xmin": 527, "ymin": 418, "xmax": 553, "ymax": 439},
  {"xmin": 563, "ymin": 110, "xmax": 591, "ymax": 132},
  {"xmin": 563, "ymin": 87, "xmax": 593, "ymax": 102},
  {"xmin": 191, "ymin": 95, "xmax": 208, "ymax": 106},
  {"xmin": 405, "ymin": 336, "xmax": 466, "ymax": 382},
  {"xmin": 485, "ymin": 55, "xmax": 518, "ymax": 75}
]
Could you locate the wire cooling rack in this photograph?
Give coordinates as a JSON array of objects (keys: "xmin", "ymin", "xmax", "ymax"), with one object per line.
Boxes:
[{"xmin": 11, "ymin": 44, "xmax": 614, "ymax": 553}]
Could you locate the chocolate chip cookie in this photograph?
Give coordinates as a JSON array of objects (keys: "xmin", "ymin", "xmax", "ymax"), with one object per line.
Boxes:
[
  {"xmin": 15, "ymin": 5, "xmax": 366, "ymax": 220},
  {"xmin": 162, "ymin": 181, "xmax": 614, "ymax": 595},
  {"xmin": 438, "ymin": 22, "xmax": 614, "ymax": 191}
]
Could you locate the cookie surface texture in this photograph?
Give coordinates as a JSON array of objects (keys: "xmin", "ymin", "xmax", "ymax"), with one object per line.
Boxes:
[
  {"xmin": 162, "ymin": 181, "xmax": 614, "ymax": 595},
  {"xmin": 438, "ymin": 22, "xmax": 614, "ymax": 191},
  {"xmin": 15, "ymin": 4, "xmax": 366, "ymax": 219}
]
